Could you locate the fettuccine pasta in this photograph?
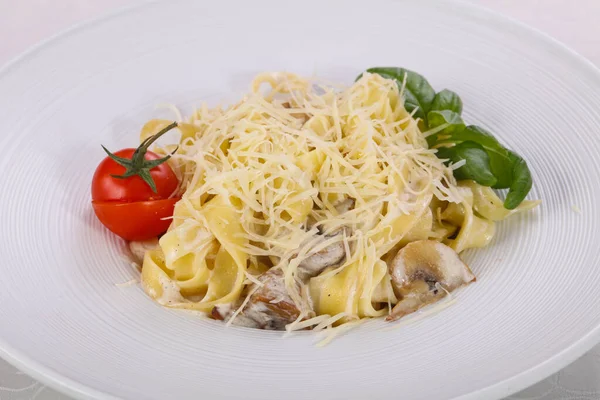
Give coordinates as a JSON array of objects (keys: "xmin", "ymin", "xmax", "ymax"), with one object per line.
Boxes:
[{"xmin": 135, "ymin": 72, "xmax": 539, "ymax": 333}]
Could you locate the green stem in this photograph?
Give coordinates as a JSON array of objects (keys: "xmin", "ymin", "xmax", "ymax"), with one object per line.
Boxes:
[{"xmin": 101, "ymin": 121, "xmax": 179, "ymax": 193}]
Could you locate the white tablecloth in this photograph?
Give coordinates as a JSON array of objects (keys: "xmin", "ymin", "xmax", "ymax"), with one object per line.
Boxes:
[{"xmin": 1, "ymin": 1, "xmax": 599, "ymax": 399}]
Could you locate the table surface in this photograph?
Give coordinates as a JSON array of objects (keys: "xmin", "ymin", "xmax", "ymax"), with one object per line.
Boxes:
[{"xmin": 1, "ymin": 1, "xmax": 599, "ymax": 399}]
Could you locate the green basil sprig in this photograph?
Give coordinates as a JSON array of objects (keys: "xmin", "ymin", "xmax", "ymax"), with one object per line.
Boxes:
[{"xmin": 360, "ymin": 67, "xmax": 533, "ymax": 209}]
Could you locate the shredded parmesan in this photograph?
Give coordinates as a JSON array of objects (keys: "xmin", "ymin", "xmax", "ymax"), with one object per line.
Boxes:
[
  {"xmin": 316, "ymin": 318, "xmax": 365, "ymax": 347},
  {"xmin": 450, "ymin": 159, "xmax": 467, "ymax": 170},
  {"xmin": 226, "ymin": 284, "xmax": 261, "ymax": 327},
  {"xmin": 136, "ymin": 72, "xmax": 538, "ymax": 340},
  {"xmin": 284, "ymin": 312, "xmax": 349, "ymax": 334},
  {"xmin": 115, "ymin": 279, "xmax": 138, "ymax": 288}
]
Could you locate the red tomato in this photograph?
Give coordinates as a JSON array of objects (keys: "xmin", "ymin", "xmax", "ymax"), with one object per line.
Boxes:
[
  {"xmin": 91, "ymin": 122, "xmax": 180, "ymax": 241},
  {"xmin": 92, "ymin": 198, "xmax": 179, "ymax": 241},
  {"xmin": 92, "ymin": 148, "xmax": 178, "ymax": 202}
]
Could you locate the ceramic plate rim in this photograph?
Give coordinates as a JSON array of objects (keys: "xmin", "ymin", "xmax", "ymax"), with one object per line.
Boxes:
[{"xmin": 1, "ymin": 1, "xmax": 599, "ymax": 399}]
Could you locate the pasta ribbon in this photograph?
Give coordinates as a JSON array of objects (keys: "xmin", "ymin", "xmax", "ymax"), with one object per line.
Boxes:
[{"xmin": 136, "ymin": 72, "xmax": 539, "ymax": 330}]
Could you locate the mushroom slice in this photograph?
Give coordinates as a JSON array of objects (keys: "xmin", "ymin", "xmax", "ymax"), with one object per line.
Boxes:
[
  {"xmin": 386, "ymin": 240, "xmax": 475, "ymax": 322},
  {"xmin": 297, "ymin": 237, "xmax": 346, "ymax": 281},
  {"xmin": 129, "ymin": 238, "xmax": 159, "ymax": 265},
  {"xmin": 211, "ymin": 302, "xmax": 261, "ymax": 329},
  {"xmin": 212, "ymin": 269, "xmax": 303, "ymax": 330},
  {"xmin": 297, "ymin": 198, "xmax": 355, "ymax": 280}
]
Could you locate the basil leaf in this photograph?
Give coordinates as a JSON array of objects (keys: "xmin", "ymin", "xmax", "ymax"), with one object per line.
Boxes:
[
  {"xmin": 431, "ymin": 89, "xmax": 463, "ymax": 115},
  {"xmin": 365, "ymin": 67, "xmax": 435, "ymax": 124},
  {"xmin": 504, "ymin": 151, "xmax": 533, "ymax": 209},
  {"xmin": 436, "ymin": 142, "xmax": 497, "ymax": 187},
  {"xmin": 439, "ymin": 125, "xmax": 499, "ymax": 149},
  {"xmin": 487, "ymin": 151, "xmax": 513, "ymax": 189},
  {"xmin": 428, "ymin": 110, "xmax": 465, "ymax": 133},
  {"xmin": 450, "ymin": 125, "xmax": 513, "ymax": 188},
  {"xmin": 426, "ymin": 110, "xmax": 466, "ymax": 147},
  {"xmin": 359, "ymin": 67, "xmax": 534, "ymax": 209}
]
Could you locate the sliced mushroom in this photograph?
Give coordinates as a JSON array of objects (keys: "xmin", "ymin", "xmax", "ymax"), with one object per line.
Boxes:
[
  {"xmin": 211, "ymin": 269, "xmax": 303, "ymax": 330},
  {"xmin": 297, "ymin": 199, "xmax": 355, "ymax": 280},
  {"xmin": 386, "ymin": 240, "xmax": 475, "ymax": 322},
  {"xmin": 129, "ymin": 238, "xmax": 159, "ymax": 265},
  {"xmin": 211, "ymin": 302, "xmax": 262, "ymax": 329},
  {"xmin": 297, "ymin": 238, "xmax": 345, "ymax": 280}
]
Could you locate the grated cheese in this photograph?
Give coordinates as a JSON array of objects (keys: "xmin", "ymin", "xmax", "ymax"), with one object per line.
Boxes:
[
  {"xmin": 316, "ymin": 318, "xmax": 365, "ymax": 347},
  {"xmin": 226, "ymin": 284, "xmax": 261, "ymax": 327},
  {"xmin": 137, "ymin": 72, "xmax": 539, "ymax": 338},
  {"xmin": 115, "ymin": 279, "xmax": 138, "ymax": 288}
]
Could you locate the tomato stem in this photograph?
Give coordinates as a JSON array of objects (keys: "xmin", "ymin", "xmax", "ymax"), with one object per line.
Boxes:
[{"xmin": 101, "ymin": 121, "xmax": 179, "ymax": 193}]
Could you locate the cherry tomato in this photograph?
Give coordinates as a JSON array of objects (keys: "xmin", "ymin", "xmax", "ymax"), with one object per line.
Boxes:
[
  {"xmin": 92, "ymin": 148, "xmax": 178, "ymax": 202},
  {"xmin": 91, "ymin": 122, "xmax": 180, "ymax": 241},
  {"xmin": 92, "ymin": 198, "xmax": 179, "ymax": 241}
]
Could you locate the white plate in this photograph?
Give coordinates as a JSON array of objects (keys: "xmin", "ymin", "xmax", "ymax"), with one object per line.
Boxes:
[{"xmin": 1, "ymin": 1, "xmax": 599, "ymax": 399}]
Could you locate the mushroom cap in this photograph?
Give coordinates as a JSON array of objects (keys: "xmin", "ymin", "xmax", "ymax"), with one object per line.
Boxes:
[
  {"xmin": 386, "ymin": 240, "xmax": 475, "ymax": 322},
  {"xmin": 297, "ymin": 199, "xmax": 355, "ymax": 280},
  {"xmin": 212, "ymin": 269, "xmax": 304, "ymax": 330},
  {"xmin": 390, "ymin": 240, "xmax": 475, "ymax": 294}
]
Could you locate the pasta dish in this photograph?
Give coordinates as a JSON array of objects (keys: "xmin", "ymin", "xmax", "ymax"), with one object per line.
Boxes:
[{"xmin": 92, "ymin": 69, "xmax": 540, "ymax": 336}]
